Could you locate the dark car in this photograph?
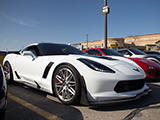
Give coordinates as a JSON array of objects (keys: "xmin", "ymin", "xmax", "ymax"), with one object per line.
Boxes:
[
  {"xmin": 0, "ymin": 65, "xmax": 7, "ymax": 120},
  {"xmin": 145, "ymin": 51, "xmax": 160, "ymax": 55}
]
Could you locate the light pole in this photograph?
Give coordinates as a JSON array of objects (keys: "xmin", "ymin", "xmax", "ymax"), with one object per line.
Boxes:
[
  {"xmin": 86, "ymin": 34, "xmax": 88, "ymax": 49},
  {"xmin": 102, "ymin": 0, "xmax": 109, "ymax": 48}
]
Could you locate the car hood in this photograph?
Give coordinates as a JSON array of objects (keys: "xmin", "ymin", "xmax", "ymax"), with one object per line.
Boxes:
[
  {"xmin": 129, "ymin": 57, "xmax": 160, "ymax": 69},
  {"xmin": 44, "ymin": 54, "xmax": 142, "ymax": 68},
  {"xmin": 43, "ymin": 54, "xmax": 146, "ymax": 78},
  {"xmin": 106, "ymin": 55, "xmax": 140, "ymax": 67},
  {"xmin": 71, "ymin": 55, "xmax": 145, "ymax": 77}
]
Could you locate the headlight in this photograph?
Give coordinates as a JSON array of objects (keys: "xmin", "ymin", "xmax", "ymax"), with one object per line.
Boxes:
[
  {"xmin": 78, "ymin": 58, "xmax": 115, "ymax": 73},
  {"xmin": 148, "ymin": 66, "xmax": 154, "ymax": 69}
]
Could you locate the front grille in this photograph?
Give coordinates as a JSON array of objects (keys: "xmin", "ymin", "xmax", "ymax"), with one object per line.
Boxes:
[{"xmin": 114, "ymin": 79, "xmax": 145, "ymax": 93}]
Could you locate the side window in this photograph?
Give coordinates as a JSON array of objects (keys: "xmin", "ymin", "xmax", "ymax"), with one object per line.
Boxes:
[
  {"xmin": 86, "ymin": 50, "xmax": 102, "ymax": 55},
  {"xmin": 26, "ymin": 46, "xmax": 40, "ymax": 56},
  {"xmin": 93, "ymin": 50, "xmax": 101, "ymax": 55},
  {"xmin": 118, "ymin": 50, "xmax": 126, "ymax": 55},
  {"xmin": 118, "ymin": 50, "xmax": 125, "ymax": 55},
  {"xmin": 126, "ymin": 51, "xmax": 132, "ymax": 56},
  {"xmin": 85, "ymin": 50, "xmax": 93, "ymax": 55}
]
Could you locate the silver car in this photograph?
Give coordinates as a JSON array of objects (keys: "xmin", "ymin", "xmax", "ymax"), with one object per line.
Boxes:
[{"xmin": 117, "ymin": 48, "xmax": 160, "ymax": 64}]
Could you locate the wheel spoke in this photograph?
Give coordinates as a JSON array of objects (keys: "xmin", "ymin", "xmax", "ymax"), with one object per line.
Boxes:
[
  {"xmin": 60, "ymin": 70, "xmax": 65, "ymax": 80},
  {"xmin": 68, "ymin": 87, "xmax": 75, "ymax": 96},
  {"xmin": 55, "ymin": 75, "xmax": 63, "ymax": 83},
  {"xmin": 6, "ymin": 74, "xmax": 10, "ymax": 80},
  {"xmin": 68, "ymin": 81, "xmax": 76, "ymax": 85},
  {"xmin": 62, "ymin": 89, "xmax": 66, "ymax": 99},
  {"xmin": 55, "ymin": 83, "xmax": 63, "ymax": 88},
  {"xmin": 64, "ymin": 70, "xmax": 68, "ymax": 79},
  {"xmin": 65, "ymin": 89, "xmax": 71, "ymax": 99},
  {"xmin": 4, "ymin": 63, "xmax": 11, "ymax": 81},
  {"xmin": 57, "ymin": 86, "xmax": 64, "ymax": 94},
  {"xmin": 66, "ymin": 72, "xmax": 72, "ymax": 82}
]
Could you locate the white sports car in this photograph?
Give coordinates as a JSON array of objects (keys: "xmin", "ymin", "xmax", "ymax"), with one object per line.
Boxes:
[{"xmin": 3, "ymin": 43, "xmax": 151, "ymax": 105}]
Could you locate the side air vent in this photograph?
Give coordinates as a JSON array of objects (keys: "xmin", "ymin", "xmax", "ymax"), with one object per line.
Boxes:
[
  {"xmin": 42, "ymin": 62, "xmax": 54, "ymax": 78},
  {"xmin": 15, "ymin": 71, "xmax": 21, "ymax": 79}
]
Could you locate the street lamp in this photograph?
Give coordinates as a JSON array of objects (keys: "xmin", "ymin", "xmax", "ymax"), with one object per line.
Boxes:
[
  {"xmin": 86, "ymin": 34, "xmax": 88, "ymax": 49},
  {"xmin": 102, "ymin": 0, "xmax": 109, "ymax": 48}
]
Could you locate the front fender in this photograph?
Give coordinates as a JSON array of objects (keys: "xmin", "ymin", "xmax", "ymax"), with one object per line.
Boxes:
[{"xmin": 3, "ymin": 54, "xmax": 18, "ymax": 68}]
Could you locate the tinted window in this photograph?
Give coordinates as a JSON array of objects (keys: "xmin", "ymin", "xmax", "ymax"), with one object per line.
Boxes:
[
  {"xmin": 21, "ymin": 46, "xmax": 40, "ymax": 56},
  {"xmin": 85, "ymin": 49, "xmax": 102, "ymax": 55},
  {"xmin": 39, "ymin": 43, "xmax": 85, "ymax": 55},
  {"xmin": 117, "ymin": 50, "xmax": 129, "ymax": 55},
  {"xmin": 129, "ymin": 48, "xmax": 146, "ymax": 55},
  {"xmin": 101, "ymin": 49, "xmax": 123, "ymax": 56}
]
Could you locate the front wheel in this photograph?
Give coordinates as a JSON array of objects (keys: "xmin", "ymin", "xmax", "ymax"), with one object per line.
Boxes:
[
  {"xmin": 53, "ymin": 64, "xmax": 81, "ymax": 105},
  {"xmin": 3, "ymin": 62, "xmax": 13, "ymax": 83}
]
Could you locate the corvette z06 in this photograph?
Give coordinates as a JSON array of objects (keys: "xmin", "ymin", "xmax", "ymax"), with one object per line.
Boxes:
[{"xmin": 3, "ymin": 43, "xmax": 151, "ymax": 105}]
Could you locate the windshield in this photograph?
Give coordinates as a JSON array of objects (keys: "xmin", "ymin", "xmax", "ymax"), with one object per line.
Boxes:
[
  {"xmin": 101, "ymin": 49, "xmax": 123, "ymax": 56},
  {"xmin": 129, "ymin": 48, "xmax": 146, "ymax": 55},
  {"xmin": 39, "ymin": 43, "xmax": 85, "ymax": 55}
]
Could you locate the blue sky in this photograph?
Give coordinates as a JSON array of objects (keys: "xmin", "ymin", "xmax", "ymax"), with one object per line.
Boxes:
[{"xmin": 0, "ymin": 0, "xmax": 160, "ymax": 51}]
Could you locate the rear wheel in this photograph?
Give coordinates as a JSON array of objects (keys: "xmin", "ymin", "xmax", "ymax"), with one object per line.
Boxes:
[
  {"xmin": 3, "ymin": 62, "xmax": 13, "ymax": 83},
  {"xmin": 53, "ymin": 64, "xmax": 81, "ymax": 104}
]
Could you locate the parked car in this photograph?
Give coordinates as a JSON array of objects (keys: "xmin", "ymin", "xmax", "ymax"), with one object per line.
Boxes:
[
  {"xmin": 145, "ymin": 51, "xmax": 160, "ymax": 55},
  {"xmin": 84, "ymin": 48, "xmax": 160, "ymax": 80},
  {"xmin": 0, "ymin": 51, "xmax": 19, "ymax": 66},
  {"xmin": 3, "ymin": 43, "xmax": 150, "ymax": 105},
  {"xmin": 117, "ymin": 48, "xmax": 160, "ymax": 64},
  {"xmin": 0, "ymin": 65, "xmax": 7, "ymax": 120},
  {"xmin": 0, "ymin": 52, "xmax": 7, "ymax": 66}
]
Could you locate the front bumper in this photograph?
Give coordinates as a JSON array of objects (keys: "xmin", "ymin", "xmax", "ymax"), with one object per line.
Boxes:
[{"xmin": 89, "ymin": 88, "xmax": 151, "ymax": 105}]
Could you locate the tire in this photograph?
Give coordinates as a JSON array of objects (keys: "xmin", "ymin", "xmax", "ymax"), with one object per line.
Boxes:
[
  {"xmin": 53, "ymin": 64, "xmax": 81, "ymax": 105},
  {"xmin": 3, "ymin": 62, "xmax": 13, "ymax": 83}
]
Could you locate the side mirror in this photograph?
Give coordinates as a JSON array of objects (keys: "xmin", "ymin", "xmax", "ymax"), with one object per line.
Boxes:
[{"xmin": 22, "ymin": 51, "xmax": 37, "ymax": 60}]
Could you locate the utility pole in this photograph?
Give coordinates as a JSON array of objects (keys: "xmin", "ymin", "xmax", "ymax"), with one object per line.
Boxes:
[
  {"xmin": 86, "ymin": 34, "xmax": 88, "ymax": 49},
  {"xmin": 102, "ymin": 0, "xmax": 109, "ymax": 48}
]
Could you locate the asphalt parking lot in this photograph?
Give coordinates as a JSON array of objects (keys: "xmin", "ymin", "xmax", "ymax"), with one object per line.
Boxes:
[{"xmin": 4, "ymin": 81, "xmax": 160, "ymax": 120}]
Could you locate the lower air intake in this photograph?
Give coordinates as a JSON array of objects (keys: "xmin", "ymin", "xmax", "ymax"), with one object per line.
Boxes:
[{"xmin": 114, "ymin": 79, "xmax": 145, "ymax": 93}]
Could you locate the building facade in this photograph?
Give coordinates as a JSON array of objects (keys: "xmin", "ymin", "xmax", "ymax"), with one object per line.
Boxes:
[
  {"xmin": 123, "ymin": 33, "xmax": 160, "ymax": 51},
  {"xmin": 74, "ymin": 33, "xmax": 160, "ymax": 51},
  {"xmin": 81, "ymin": 38, "xmax": 124, "ymax": 50}
]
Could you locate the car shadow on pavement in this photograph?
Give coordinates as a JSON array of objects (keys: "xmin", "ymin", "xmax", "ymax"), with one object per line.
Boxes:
[{"xmin": 6, "ymin": 82, "xmax": 84, "ymax": 120}]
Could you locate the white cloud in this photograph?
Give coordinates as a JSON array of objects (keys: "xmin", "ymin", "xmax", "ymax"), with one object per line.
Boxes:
[{"xmin": 0, "ymin": 12, "xmax": 40, "ymax": 28}]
